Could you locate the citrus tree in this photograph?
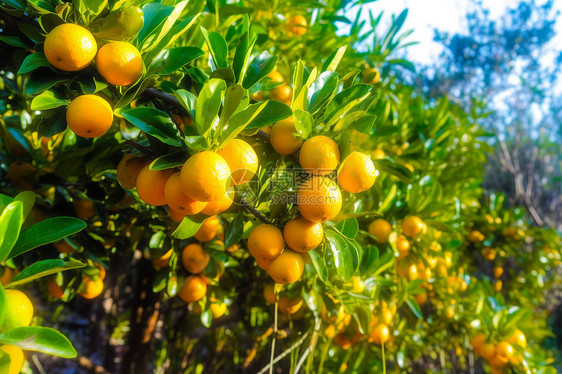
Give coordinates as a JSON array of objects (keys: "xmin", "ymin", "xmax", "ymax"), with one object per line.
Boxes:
[{"xmin": 0, "ymin": 0, "xmax": 560, "ymax": 373}]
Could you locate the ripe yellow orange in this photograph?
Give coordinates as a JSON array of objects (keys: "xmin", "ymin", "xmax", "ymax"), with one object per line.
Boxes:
[
  {"xmin": 508, "ymin": 329, "xmax": 526, "ymax": 348},
  {"xmin": 490, "ymin": 367, "xmax": 504, "ymax": 374},
  {"xmin": 263, "ymin": 284, "xmax": 276, "ymax": 304},
  {"xmin": 169, "ymin": 208, "xmax": 186, "ymax": 223},
  {"xmin": 66, "ymin": 95, "xmax": 113, "ymax": 138},
  {"xmin": 471, "ymin": 333, "xmax": 486, "ymax": 355},
  {"xmin": 278, "ymin": 296, "xmax": 303, "ymax": 314},
  {"xmin": 178, "ymin": 275, "xmax": 207, "ymax": 303},
  {"xmin": 299, "ymin": 136, "xmax": 340, "ymax": 176},
  {"xmin": 402, "ymin": 216, "xmax": 425, "ymax": 238},
  {"xmin": 248, "ymin": 224, "xmax": 285, "ymax": 260},
  {"xmin": 372, "ymin": 149, "xmax": 385, "ymax": 160},
  {"xmin": 136, "ymin": 166, "xmax": 174, "ymax": 206},
  {"xmin": 285, "ymin": 15, "xmax": 308, "ymax": 36},
  {"xmin": 269, "ymin": 118, "xmax": 302, "ymax": 155},
  {"xmin": 164, "ymin": 173, "xmax": 207, "ymax": 215},
  {"xmin": 210, "ymin": 302, "xmax": 227, "ymax": 318},
  {"xmin": 480, "ymin": 342, "xmax": 496, "ymax": 360},
  {"xmin": 494, "ymin": 280, "xmax": 503, "ymax": 292},
  {"xmin": 396, "ymin": 235, "xmax": 410, "ymax": 258},
  {"xmin": 217, "ymin": 139, "xmax": 258, "ymax": 185},
  {"xmin": 283, "ymin": 217, "xmax": 324, "ymax": 252},
  {"xmin": 47, "ymin": 279, "xmax": 64, "ymax": 299},
  {"xmin": 194, "ymin": 216, "xmax": 221, "ymax": 242},
  {"xmin": 255, "ymin": 256, "xmax": 272, "ymax": 271},
  {"xmin": 489, "ymin": 353, "xmax": 508, "ymax": 368},
  {"xmin": 495, "ymin": 342, "xmax": 513, "ymax": 360},
  {"xmin": 268, "ymin": 71, "xmax": 285, "ymax": 83},
  {"xmin": 0, "ymin": 345, "xmax": 24, "ymax": 374},
  {"xmin": 271, "ymin": 84, "xmax": 292, "ymax": 102},
  {"xmin": 1, "ymin": 290, "xmax": 34, "ymax": 330},
  {"xmin": 74, "ymin": 198, "xmax": 96, "ymax": 219},
  {"xmin": 153, "ymin": 249, "xmax": 173, "ymax": 268},
  {"xmin": 363, "ymin": 68, "xmax": 380, "ymax": 84},
  {"xmin": 95, "ymin": 41, "xmax": 143, "ymax": 86},
  {"xmin": 0, "ymin": 267, "xmax": 16, "ymax": 286},
  {"xmin": 370, "ymin": 323, "xmax": 390, "ymax": 344},
  {"xmin": 337, "ymin": 151, "xmax": 376, "ymax": 193},
  {"xmin": 268, "ymin": 250, "xmax": 304, "ymax": 284},
  {"xmin": 368, "ymin": 219, "xmax": 392, "ymax": 243},
  {"xmin": 116, "ymin": 155, "xmax": 148, "ymax": 189},
  {"xmin": 44, "ymin": 23, "xmax": 97, "ymax": 71},
  {"xmin": 414, "ymin": 292, "xmax": 427, "ymax": 305},
  {"xmin": 180, "ymin": 151, "xmax": 231, "ymax": 202},
  {"xmin": 181, "ymin": 243, "xmax": 210, "ymax": 274},
  {"xmin": 469, "ymin": 230, "xmax": 485, "ymax": 242},
  {"xmin": 200, "ymin": 190, "xmax": 233, "ymax": 215},
  {"xmin": 79, "ymin": 276, "xmax": 104, "ymax": 299},
  {"xmin": 494, "ymin": 266, "xmax": 504, "ymax": 279},
  {"xmin": 483, "ymin": 247, "xmax": 496, "ymax": 261},
  {"xmin": 297, "ymin": 176, "xmax": 342, "ymax": 223}
]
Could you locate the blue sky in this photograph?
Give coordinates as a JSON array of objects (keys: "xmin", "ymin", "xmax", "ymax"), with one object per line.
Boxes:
[{"xmin": 362, "ymin": 0, "xmax": 562, "ymax": 68}]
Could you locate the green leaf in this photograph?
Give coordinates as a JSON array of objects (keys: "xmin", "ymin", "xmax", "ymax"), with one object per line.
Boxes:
[
  {"xmin": 201, "ymin": 27, "xmax": 229, "ymax": 69},
  {"xmin": 140, "ymin": 0, "xmax": 189, "ymax": 53},
  {"xmin": 0, "ymin": 327, "xmax": 77, "ymax": 358},
  {"xmin": 5, "ymin": 260, "xmax": 85, "ymax": 288},
  {"xmin": 30, "ymin": 89, "xmax": 70, "ymax": 111},
  {"xmin": 201, "ymin": 308, "xmax": 212, "ymax": 328},
  {"xmin": 218, "ymin": 84, "xmax": 245, "ymax": 130},
  {"xmin": 17, "ymin": 53, "xmax": 50, "ymax": 75},
  {"xmin": 137, "ymin": 3, "xmax": 174, "ymax": 47},
  {"xmin": 321, "ymin": 46, "xmax": 347, "ymax": 72},
  {"xmin": 9, "ymin": 217, "xmax": 86, "ymax": 260},
  {"xmin": 405, "ymin": 297, "xmax": 423, "ymax": 319},
  {"xmin": 24, "ymin": 69, "xmax": 66, "ymax": 97},
  {"xmin": 0, "ymin": 202, "xmax": 23, "ymax": 263},
  {"xmin": 122, "ymin": 107, "xmax": 183, "ymax": 147},
  {"xmin": 149, "ymin": 46, "xmax": 204, "ymax": 75},
  {"xmin": 0, "ymin": 284, "xmax": 5, "ymax": 328},
  {"xmin": 14, "ymin": 191, "xmax": 35, "ymax": 221},
  {"xmin": 293, "ymin": 110, "xmax": 313, "ymax": 139},
  {"xmin": 242, "ymin": 51, "xmax": 278, "ymax": 89},
  {"xmin": 374, "ymin": 159, "xmax": 412, "ymax": 183},
  {"xmin": 309, "ymin": 248, "xmax": 328, "ymax": 282},
  {"xmin": 2, "ymin": 0, "xmax": 26, "ymax": 11},
  {"xmin": 244, "ymin": 100, "xmax": 292, "ymax": 129},
  {"xmin": 224, "ymin": 212, "xmax": 244, "ymax": 249},
  {"xmin": 195, "ymin": 79, "xmax": 226, "ymax": 137},
  {"xmin": 326, "ymin": 231, "xmax": 355, "ymax": 281},
  {"xmin": 232, "ymin": 30, "xmax": 257, "ymax": 83},
  {"xmin": 308, "ymin": 71, "xmax": 339, "ymax": 114},
  {"xmin": 150, "ymin": 151, "xmax": 189, "ymax": 170},
  {"xmin": 335, "ymin": 218, "xmax": 359, "ymax": 239},
  {"xmin": 218, "ymin": 101, "xmax": 267, "ymax": 145},
  {"xmin": 172, "ymin": 216, "xmax": 206, "ymax": 239},
  {"xmin": 173, "ymin": 89, "xmax": 197, "ymax": 118},
  {"xmin": 0, "ymin": 36, "xmax": 31, "ymax": 49}
]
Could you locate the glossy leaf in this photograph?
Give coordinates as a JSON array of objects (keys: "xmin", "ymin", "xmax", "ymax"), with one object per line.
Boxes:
[
  {"xmin": 224, "ymin": 212, "xmax": 244, "ymax": 249},
  {"xmin": 242, "ymin": 51, "xmax": 278, "ymax": 89},
  {"xmin": 17, "ymin": 53, "xmax": 50, "ymax": 75},
  {"xmin": 122, "ymin": 107, "xmax": 183, "ymax": 147},
  {"xmin": 195, "ymin": 79, "xmax": 227, "ymax": 137},
  {"xmin": 5, "ymin": 259, "xmax": 85, "ymax": 288},
  {"xmin": 0, "ymin": 327, "xmax": 77, "ymax": 358},
  {"xmin": 150, "ymin": 46, "xmax": 204, "ymax": 74},
  {"xmin": 172, "ymin": 216, "xmax": 206, "ymax": 239},
  {"xmin": 0, "ymin": 202, "xmax": 23, "ymax": 263},
  {"xmin": 201, "ymin": 27, "xmax": 229, "ymax": 69}
]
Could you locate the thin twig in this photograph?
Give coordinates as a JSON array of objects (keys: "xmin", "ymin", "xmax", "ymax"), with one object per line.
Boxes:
[
  {"xmin": 257, "ymin": 331, "xmax": 311, "ymax": 374},
  {"xmin": 125, "ymin": 139, "xmax": 156, "ymax": 157},
  {"xmin": 143, "ymin": 88, "xmax": 189, "ymax": 115},
  {"xmin": 269, "ymin": 285, "xmax": 279, "ymax": 374},
  {"xmin": 239, "ymin": 198, "xmax": 271, "ymax": 224}
]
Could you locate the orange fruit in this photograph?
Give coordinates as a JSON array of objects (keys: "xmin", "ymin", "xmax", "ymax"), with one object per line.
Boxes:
[
  {"xmin": 372, "ymin": 149, "xmax": 385, "ymax": 160},
  {"xmin": 0, "ymin": 267, "xmax": 16, "ymax": 286},
  {"xmin": 269, "ymin": 118, "xmax": 302, "ymax": 155},
  {"xmin": 47, "ymin": 279, "xmax": 65, "ymax": 299},
  {"xmin": 136, "ymin": 166, "xmax": 174, "ymax": 206},
  {"xmin": 95, "ymin": 41, "xmax": 143, "ymax": 86},
  {"xmin": 337, "ymin": 151, "xmax": 376, "ymax": 193},
  {"xmin": 66, "ymin": 95, "xmax": 113, "ymax": 138},
  {"xmin": 210, "ymin": 302, "xmax": 227, "ymax": 318},
  {"xmin": 483, "ymin": 247, "xmax": 496, "ymax": 261},
  {"xmin": 363, "ymin": 68, "xmax": 380, "ymax": 84},
  {"xmin": 94, "ymin": 262, "xmax": 106, "ymax": 280},
  {"xmin": 53, "ymin": 240, "xmax": 75, "ymax": 254},
  {"xmin": 297, "ymin": 176, "xmax": 342, "ymax": 223},
  {"xmin": 1, "ymin": 290, "xmax": 34, "ymax": 330},
  {"xmin": 278, "ymin": 296, "xmax": 303, "ymax": 314},
  {"xmin": 414, "ymin": 292, "xmax": 427, "ymax": 305},
  {"xmin": 469, "ymin": 230, "xmax": 484, "ymax": 242},
  {"xmin": 368, "ymin": 219, "xmax": 392, "ymax": 243},
  {"xmin": 116, "ymin": 155, "xmax": 148, "ymax": 189},
  {"xmin": 479, "ymin": 342, "xmax": 496, "ymax": 360},
  {"xmin": 268, "ymin": 71, "xmax": 285, "ymax": 83},
  {"xmin": 74, "ymin": 198, "xmax": 96, "ymax": 219},
  {"xmin": 402, "ymin": 216, "xmax": 425, "ymax": 238},
  {"xmin": 169, "ymin": 208, "xmax": 186, "ymax": 223},
  {"xmin": 248, "ymin": 224, "xmax": 285, "ymax": 260},
  {"xmin": 490, "ymin": 367, "xmax": 504, "ymax": 374},
  {"xmin": 200, "ymin": 190, "xmax": 233, "ymax": 215},
  {"xmin": 494, "ymin": 280, "xmax": 503, "ymax": 292},
  {"xmin": 79, "ymin": 276, "xmax": 104, "ymax": 299},
  {"xmin": 285, "ymin": 15, "xmax": 307, "ymax": 36},
  {"xmin": 493, "ymin": 266, "xmax": 503, "ymax": 279},
  {"xmin": 334, "ymin": 332, "xmax": 361, "ymax": 350},
  {"xmin": 255, "ymin": 256, "xmax": 272, "ymax": 271},
  {"xmin": 181, "ymin": 243, "xmax": 210, "ymax": 274},
  {"xmin": 299, "ymin": 136, "xmax": 340, "ymax": 176},
  {"xmin": 268, "ymin": 250, "xmax": 304, "ymax": 284},
  {"xmin": 471, "ymin": 333, "xmax": 485, "ymax": 355},
  {"xmin": 263, "ymin": 284, "xmax": 276, "ymax": 304},
  {"xmin": 370, "ymin": 323, "xmax": 390, "ymax": 344},
  {"xmin": 271, "ymin": 84, "xmax": 292, "ymax": 102},
  {"xmin": 489, "ymin": 353, "xmax": 509, "ymax": 368},
  {"xmin": 194, "ymin": 216, "xmax": 221, "ymax": 242},
  {"xmin": 0, "ymin": 345, "xmax": 24, "ymax": 374},
  {"xmin": 44, "ymin": 23, "xmax": 97, "ymax": 71},
  {"xmin": 180, "ymin": 151, "xmax": 231, "ymax": 202},
  {"xmin": 178, "ymin": 275, "xmax": 207, "ymax": 303},
  {"xmin": 217, "ymin": 139, "xmax": 258, "ymax": 185},
  {"xmin": 283, "ymin": 217, "xmax": 323, "ymax": 252},
  {"xmin": 508, "ymin": 329, "xmax": 526, "ymax": 348},
  {"xmin": 495, "ymin": 341, "xmax": 513, "ymax": 360},
  {"xmin": 164, "ymin": 173, "xmax": 207, "ymax": 215},
  {"xmin": 154, "ymin": 249, "xmax": 173, "ymax": 268}
]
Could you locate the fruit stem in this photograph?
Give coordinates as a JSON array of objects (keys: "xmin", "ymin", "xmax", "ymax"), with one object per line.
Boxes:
[
  {"xmin": 239, "ymin": 198, "xmax": 271, "ymax": 224},
  {"xmin": 143, "ymin": 88, "xmax": 189, "ymax": 116},
  {"xmin": 269, "ymin": 285, "xmax": 279, "ymax": 374}
]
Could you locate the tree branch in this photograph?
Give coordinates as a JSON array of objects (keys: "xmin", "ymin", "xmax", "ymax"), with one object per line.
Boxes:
[{"xmin": 239, "ymin": 198, "xmax": 271, "ymax": 224}]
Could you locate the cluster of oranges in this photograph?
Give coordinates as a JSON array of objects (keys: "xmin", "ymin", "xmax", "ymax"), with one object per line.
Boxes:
[
  {"xmin": 0, "ymin": 290, "xmax": 34, "ymax": 374},
  {"xmin": 471, "ymin": 330, "xmax": 526, "ymax": 373},
  {"xmin": 43, "ymin": 23, "xmax": 143, "ymax": 138},
  {"xmin": 251, "ymin": 70, "xmax": 293, "ymax": 104}
]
